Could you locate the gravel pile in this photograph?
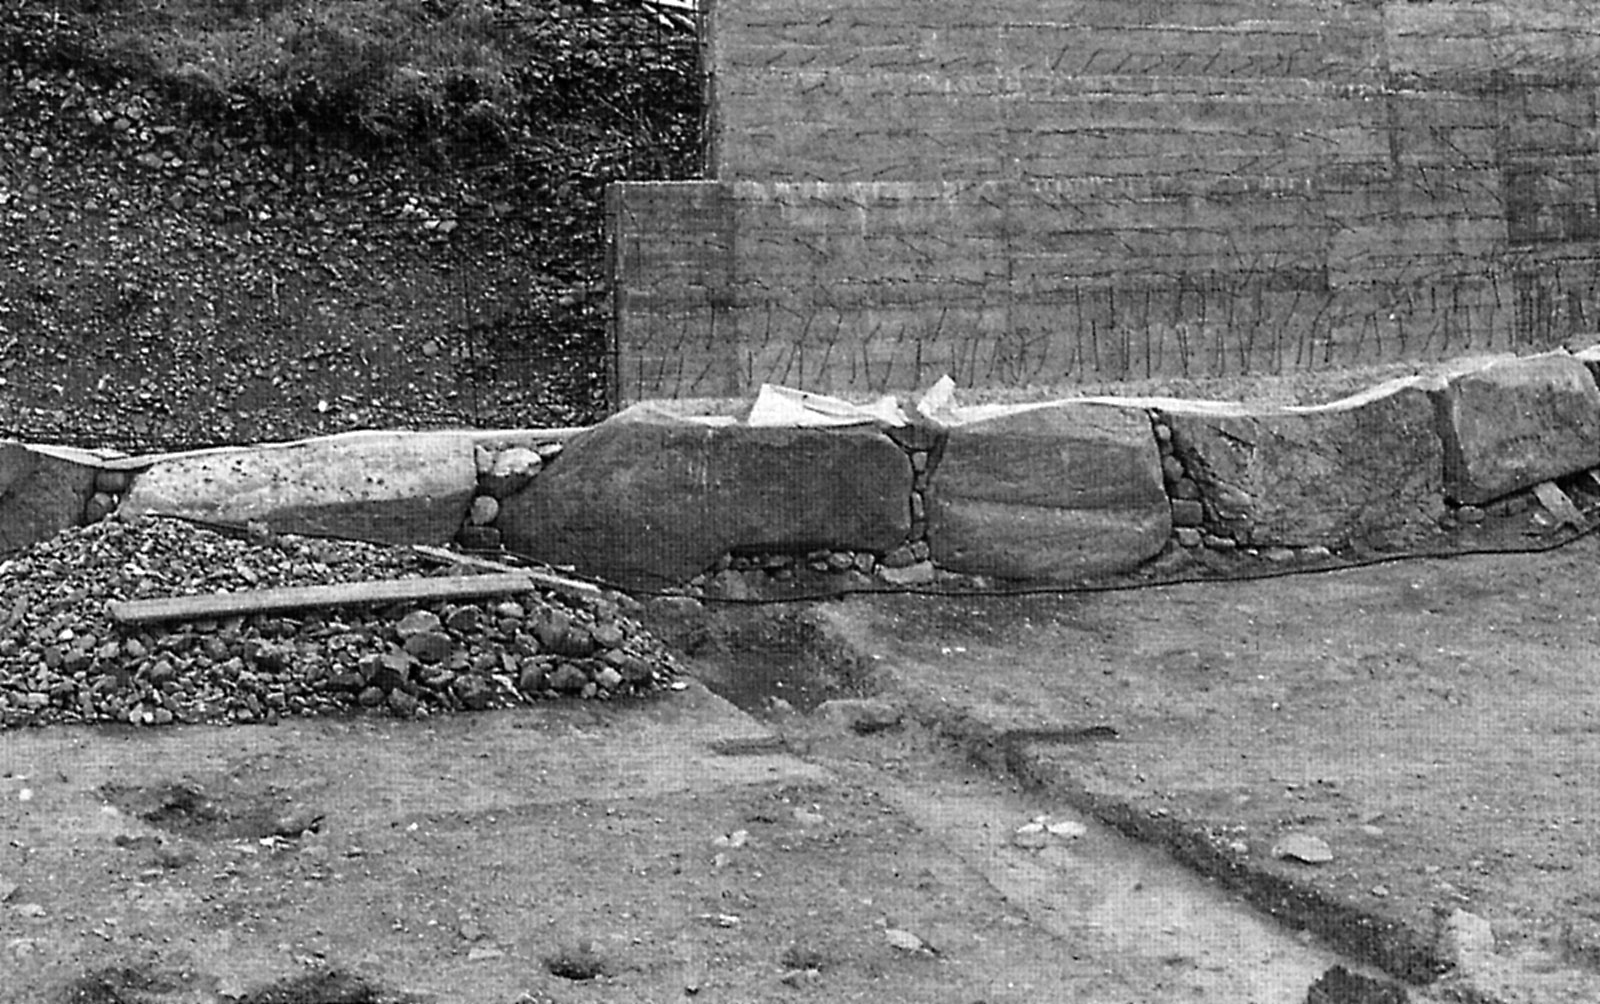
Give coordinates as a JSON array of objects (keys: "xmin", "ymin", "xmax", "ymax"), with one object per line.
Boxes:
[{"xmin": 0, "ymin": 517, "xmax": 677, "ymax": 729}]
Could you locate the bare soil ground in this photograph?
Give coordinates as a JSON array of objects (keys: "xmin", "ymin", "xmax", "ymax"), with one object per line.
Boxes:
[
  {"xmin": 815, "ymin": 530, "xmax": 1600, "ymax": 1002},
  {"xmin": 3, "ymin": 625, "xmax": 1396, "ymax": 1004},
  {"xmin": 7, "ymin": 520, "xmax": 1598, "ymax": 1003}
]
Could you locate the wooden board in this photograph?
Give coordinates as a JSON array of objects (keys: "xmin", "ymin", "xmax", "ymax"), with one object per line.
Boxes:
[
  {"xmin": 410, "ymin": 545, "xmax": 602, "ymax": 601},
  {"xmin": 108, "ymin": 573, "xmax": 538, "ymax": 626}
]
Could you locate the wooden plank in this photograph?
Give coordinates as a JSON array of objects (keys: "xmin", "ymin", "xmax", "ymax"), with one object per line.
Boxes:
[
  {"xmin": 410, "ymin": 545, "xmax": 604, "ymax": 601},
  {"xmin": 107, "ymin": 573, "xmax": 538, "ymax": 626}
]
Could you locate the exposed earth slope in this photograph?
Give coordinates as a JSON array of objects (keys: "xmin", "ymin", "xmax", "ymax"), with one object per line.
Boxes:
[{"xmin": 0, "ymin": 0, "xmax": 698, "ymax": 452}]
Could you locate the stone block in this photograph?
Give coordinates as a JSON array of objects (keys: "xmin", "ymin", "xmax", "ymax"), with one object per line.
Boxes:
[
  {"xmin": 926, "ymin": 403, "xmax": 1169, "ymax": 580},
  {"xmin": 497, "ymin": 405, "xmax": 913, "ymax": 588},
  {"xmin": 1158, "ymin": 377, "xmax": 1444, "ymax": 550},
  {"xmin": 878, "ymin": 560, "xmax": 936, "ymax": 585},
  {"xmin": 1169, "ymin": 499, "xmax": 1205, "ymax": 527},
  {"xmin": 119, "ymin": 431, "xmax": 477, "ymax": 546},
  {"xmin": 94, "ymin": 468, "xmax": 133, "ymax": 495},
  {"xmin": 481, "ymin": 447, "xmax": 543, "ymax": 499},
  {"xmin": 1431, "ymin": 352, "xmax": 1600, "ymax": 504},
  {"xmin": 457, "ymin": 526, "xmax": 502, "ymax": 550},
  {"xmin": 0, "ymin": 443, "xmax": 98, "ymax": 553}
]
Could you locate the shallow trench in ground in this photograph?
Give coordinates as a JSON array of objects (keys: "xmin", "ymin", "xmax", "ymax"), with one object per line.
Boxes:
[
  {"xmin": 723, "ymin": 532, "xmax": 1600, "ymax": 1004},
  {"xmin": 643, "ymin": 600, "xmax": 1422, "ymax": 1003}
]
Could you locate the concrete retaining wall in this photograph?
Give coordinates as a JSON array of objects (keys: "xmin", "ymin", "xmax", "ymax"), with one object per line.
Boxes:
[
  {"xmin": 8, "ymin": 351, "xmax": 1600, "ymax": 587},
  {"xmin": 613, "ymin": 0, "xmax": 1600, "ymax": 400}
]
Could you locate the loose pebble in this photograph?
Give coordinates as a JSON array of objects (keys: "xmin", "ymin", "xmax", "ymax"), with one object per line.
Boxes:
[
  {"xmin": 1271, "ymin": 832, "xmax": 1334, "ymax": 864},
  {"xmin": 884, "ymin": 928, "xmax": 928, "ymax": 953}
]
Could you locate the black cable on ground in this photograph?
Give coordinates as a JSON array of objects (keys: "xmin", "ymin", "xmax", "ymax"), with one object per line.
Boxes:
[
  {"xmin": 499, "ymin": 517, "xmax": 1600, "ymax": 606},
  {"xmin": 138, "ymin": 509, "xmax": 1600, "ymax": 608}
]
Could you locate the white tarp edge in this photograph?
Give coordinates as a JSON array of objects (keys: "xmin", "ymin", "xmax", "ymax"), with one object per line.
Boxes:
[
  {"xmin": 915, "ymin": 374, "xmax": 960, "ymax": 425},
  {"xmin": 746, "ymin": 384, "xmax": 908, "ymax": 428}
]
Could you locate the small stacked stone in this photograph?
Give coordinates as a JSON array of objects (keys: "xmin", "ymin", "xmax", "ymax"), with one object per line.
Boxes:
[
  {"xmin": 84, "ymin": 467, "xmax": 132, "ymax": 524},
  {"xmin": 1153, "ymin": 417, "xmax": 1255, "ymax": 551},
  {"xmin": 459, "ymin": 441, "xmax": 564, "ymax": 550},
  {"xmin": 1154, "ymin": 419, "xmax": 1205, "ymax": 549},
  {"xmin": 0, "ymin": 516, "xmax": 677, "ymax": 730},
  {"xmin": 1440, "ymin": 489, "xmax": 1536, "ymax": 530},
  {"xmin": 803, "ymin": 549, "xmax": 877, "ymax": 576},
  {"xmin": 726, "ymin": 551, "xmax": 798, "ymax": 579},
  {"xmin": 877, "ymin": 424, "xmax": 938, "ymax": 585},
  {"xmin": 685, "ymin": 550, "xmax": 864, "ymax": 598},
  {"xmin": 908, "ymin": 442, "xmax": 931, "ymax": 544}
]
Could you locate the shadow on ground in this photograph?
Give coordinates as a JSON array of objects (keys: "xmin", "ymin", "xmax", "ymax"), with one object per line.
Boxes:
[{"xmin": 640, "ymin": 602, "xmax": 879, "ymax": 714}]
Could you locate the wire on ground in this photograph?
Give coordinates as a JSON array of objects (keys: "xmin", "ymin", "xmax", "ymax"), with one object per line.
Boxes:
[{"xmin": 141, "ymin": 511, "xmax": 1600, "ymax": 608}]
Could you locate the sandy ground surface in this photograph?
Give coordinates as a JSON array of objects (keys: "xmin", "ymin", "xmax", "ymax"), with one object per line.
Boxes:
[
  {"xmin": 813, "ymin": 530, "xmax": 1600, "ymax": 1003},
  {"xmin": 3, "ymin": 666, "xmax": 1394, "ymax": 1003},
  {"xmin": 7, "ymin": 524, "xmax": 1599, "ymax": 1003}
]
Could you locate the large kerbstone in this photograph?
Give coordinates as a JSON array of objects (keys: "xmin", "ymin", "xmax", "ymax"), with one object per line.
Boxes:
[
  {"xmin": 1430, "ymin": 352, "xmax": 1600, "ymax": 504},
  {"xmin": 926, "ymin": 403, "xmax": 1169, "ymax": 580},
  {"xmin": 1158, "ymin": 377, "xmax": 1444, "ymax": 549},
  {"xmin": 497, "ymin": 406, "xmax": 913, "ymax": 587},
  {"xmin": 119, "ymin": 431, "xmax": 477, "ymax": 545},
  {"xmin": 0, "ymin": 443, "xmax": 97, "ymax": 553}
]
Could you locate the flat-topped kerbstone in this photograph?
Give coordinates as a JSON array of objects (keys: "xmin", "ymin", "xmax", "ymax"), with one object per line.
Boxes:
[
  {"xmin": 119, "ymin": 431, "xmax": 477, "ymax": 545},
  {"xmin": 498, "ymin": 404, "xmax": 912, "ymax": 588},
  {"xmin": 925, "ymin": 401, "xmax": 1170, "ymax": 580},
  {"xmin": 1156, "ymin": 376, "xmax": 1445, "ymax": 550},
  {"xmin": 1426, "ymin": 351, "xmax": 1600, "ymax": 505}
]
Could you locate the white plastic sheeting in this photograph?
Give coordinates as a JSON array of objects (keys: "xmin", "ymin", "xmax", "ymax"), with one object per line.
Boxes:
[{"xmin": 745, "ymin": 384, "xmax": 907, "ymax": 427}]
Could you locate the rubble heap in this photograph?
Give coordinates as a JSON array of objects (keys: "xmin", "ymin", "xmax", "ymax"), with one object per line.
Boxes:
[{"xmin": 0, "ymin": 517, "xmax": 676, "ymax": 729}]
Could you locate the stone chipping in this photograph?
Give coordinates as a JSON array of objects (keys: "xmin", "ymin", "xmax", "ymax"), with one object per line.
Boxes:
[{"xmin": 0, "ymin": 516, "xmax": 677, "ymax": 730}]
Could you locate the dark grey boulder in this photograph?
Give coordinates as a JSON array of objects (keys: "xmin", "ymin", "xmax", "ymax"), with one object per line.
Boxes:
[
  {"xmin": 926, "ymin": 402, "xmax": 1169, "ymax": 580},
  {"xmin": 1430, "ymin": 352, "xmax": 1600, "ymax": 504},
  {"xmin": 498, "ymin": 405, "xmax": 912, "ymax": 587},
  {"xmin": 1158, "ymin": 377, "xmax": 1444, "ymax": 550},
  {"xmin": 0, "ymin": 443, "xmax": 98, "ymax": 553}
]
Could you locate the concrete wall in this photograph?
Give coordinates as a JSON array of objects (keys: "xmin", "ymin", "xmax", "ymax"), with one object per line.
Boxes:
[
  {"xmin": 612, "ymin": 0, "xmax": 1600, "ymax": 400},
  {"xmin": 609, "ymin": 182, "xmax": 738, "ymax": 401}
]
